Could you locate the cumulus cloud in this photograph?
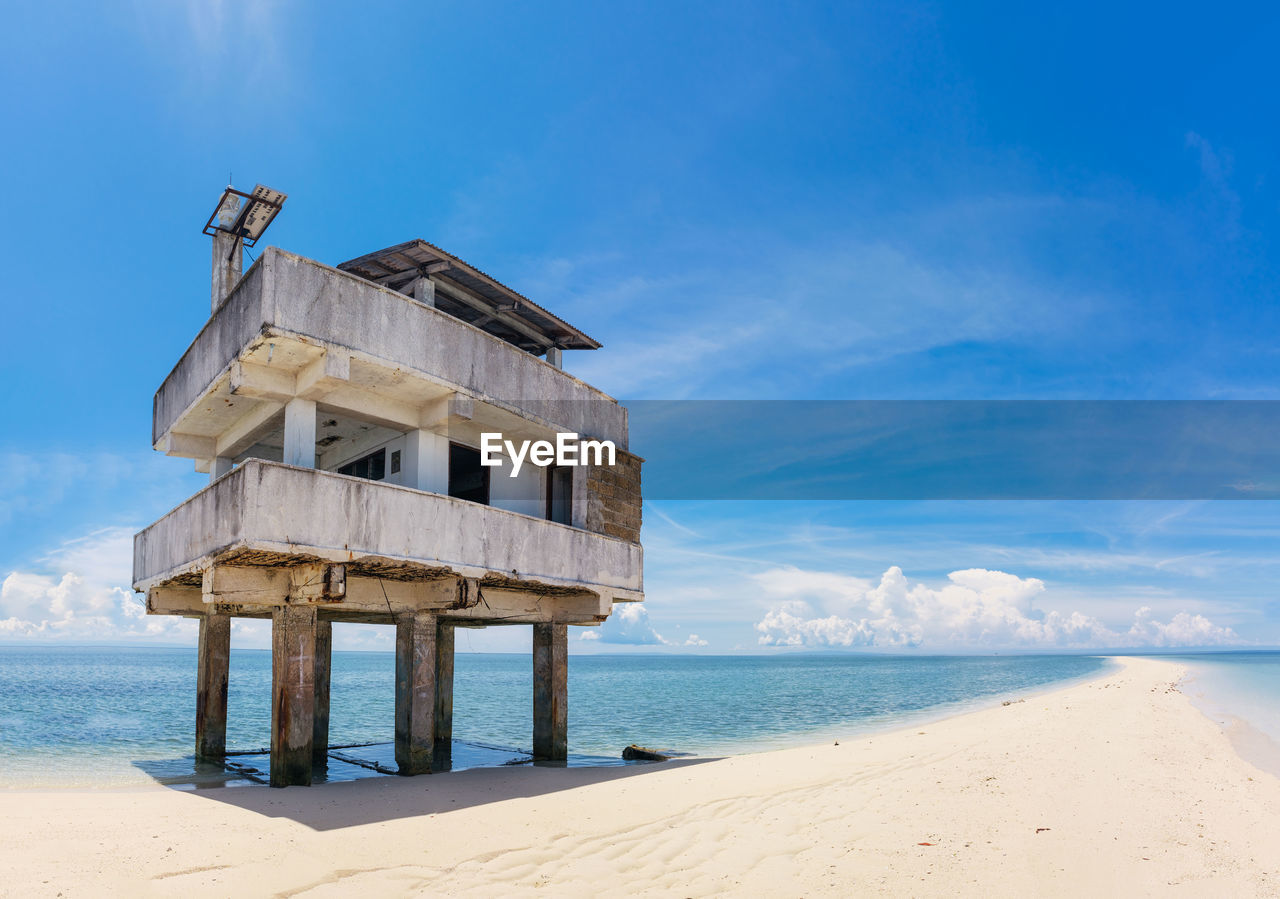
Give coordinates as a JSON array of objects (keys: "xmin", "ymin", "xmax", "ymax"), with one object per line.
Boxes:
[
  {"xmin": 0, "ymin": 528, "xmax": 195, "ymax": 642},
  {"xmin": 595, "ymin": 603, "xmax": 669, "ymax": 645},
  {"xmin": 754, "ymin": 565, "xmax": 1239, "ymax": 649},
  {"xmin": 589, "ymin": 603, "xmax": 707, "ymax": 647}
]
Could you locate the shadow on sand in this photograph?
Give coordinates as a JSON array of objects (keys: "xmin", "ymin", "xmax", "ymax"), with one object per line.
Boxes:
[{"xmin": 134, "ymin": 740, "xmax": 716, "ymax": 830}]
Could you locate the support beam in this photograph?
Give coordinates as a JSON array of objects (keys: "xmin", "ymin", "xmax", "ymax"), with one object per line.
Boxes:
[
  {"xmin": 395, "ymin": 611, "xmax": 437, "ymax": 775},
  {"xmin": 215, "ymin": 398, "xmax": 284, "ymax": 459},
  {"xmin": 532, "ymin": 623, "xmax": 568, "ymax": 760},
  {"xmin": 165, "ymin": 432, "xmax": 216, "ymax": 459},
  {"xmin": 313, "ymin": 619, "xmax": 332, "ymax": 768},
  {"xmin": 195, "ymin": 612, "xmax": 231, "ymax": 760},
  {"xmin": 434, "ymin": 620, "xmax": 455, "ymax": 768},
  {"xmin": 441, "ymin": 588, "xmax": 608, "ymax": 626},
  {"xmin": 429, "ymin": 275, "xmax": 555, "ymax": 349},
  {"xmin": 296, "ymin": 350, "xmax": 351, "ymax": 399},
  {"xmin": 270, "ymin": 604, "xmax": 318, "ymax": 787},
  {"xmin": 283, "ymin": 397, "xmax": 317, "ymax": 468}
]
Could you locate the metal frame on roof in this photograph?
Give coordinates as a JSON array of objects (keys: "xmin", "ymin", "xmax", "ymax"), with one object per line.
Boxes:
[
  {"xmin": 203, "ymin": 185, "xmax": 287, "ymax": 248},
  {"xmin": 338, "ymin": 239, "xmax": 601, "ymax": 354}
]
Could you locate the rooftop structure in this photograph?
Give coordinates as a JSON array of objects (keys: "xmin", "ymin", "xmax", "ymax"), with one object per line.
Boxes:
[{"xmin": 133, "ymin": 185, "xmax": 644, "ymax": 786}]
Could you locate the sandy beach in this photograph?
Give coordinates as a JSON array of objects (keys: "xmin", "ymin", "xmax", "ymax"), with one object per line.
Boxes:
[{"xmin": 3, "ymin": 656, "xmax": 1279, "ymax": 897}]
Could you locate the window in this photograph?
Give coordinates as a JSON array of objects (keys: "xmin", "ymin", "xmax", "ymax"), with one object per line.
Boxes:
[
  {"xmin": 449, "ymin": 442, "xmax": 490, "ymax": 504},
  {"xmin": 338, "ymin": 447, "xmax": 386, "ymax": 481},
  {"xmin": 546, "ymin": 465, "xmax": 572, "ymax": 524}
]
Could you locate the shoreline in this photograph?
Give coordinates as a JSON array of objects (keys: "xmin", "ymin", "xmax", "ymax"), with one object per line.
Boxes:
[
  {"xmin": 1177, "ymin": 659, "xmax": 1280, "ymax": 783},
  {"xmin": 4, "ymin": 656, "xmax": 1280, "ymax": 895},
  {"xmin": 0, "ymin": 654, "xmax": 1115, "ymax": 793}
]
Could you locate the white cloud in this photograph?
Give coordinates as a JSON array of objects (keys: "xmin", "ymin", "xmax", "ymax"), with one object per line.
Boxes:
[
  {"xmin": 754, "ymin": 565, "xmax": 1240, "ymax": 649},
  {"xmin": 590, "ymin": 603, "xmax": 707, "ymax": 647},
  {"xmin": 594, "ymin": 602, "xmax": 668, "ymax": 645},
  {"xmin": 0, "ymin": 528, "xmax": 195, "ymax": 642}
]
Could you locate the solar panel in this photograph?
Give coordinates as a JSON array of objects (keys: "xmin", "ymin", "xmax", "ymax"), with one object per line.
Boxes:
[
  {"xmin": 239, "ymin": 185, "xmax": 287, "ymax": 242},
  {"xmin": 203, "ymin": 184, "xmax": 287, "ymax": 247}
]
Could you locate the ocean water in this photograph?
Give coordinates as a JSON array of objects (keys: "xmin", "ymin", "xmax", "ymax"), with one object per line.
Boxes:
[
  {"xmin": 0, "ymin": 646, "xmax": 1110, "ymax": 788},
  {"xmin": 1169, "ymin": 652, "xmax": 1280, "ymax": 778}
]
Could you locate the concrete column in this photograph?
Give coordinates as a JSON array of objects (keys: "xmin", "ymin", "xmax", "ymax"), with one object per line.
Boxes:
[
  {"xmin": 270, "ymin": 604, "xmax": 317, "ymax": 787},
  {"xmin": 545, "ymin": 346, "xmax": 563, "ymax": 369},
  {"xmin": 283, "ymin": 397, "xmax": 317, "ymax": 468},
  {"xmin": 532, "ymin": 623, "xmax": 568, "ymax": 760},
  {"xmin": 414, "ymin": 277, "xmax": 436, "ymax": 307},
  {"xmin": 211, "ymin": 230, "xmax": 243, "ymax": 313},
  {"xmin": 403, "ymin": 428, "xmax": 449, "ymax": 493},
  {"xmin": 313, "ymin": 619, "xmax": 332, "ymax": 768},
  {"xmin": 395, "ymin": 612, "xmax": 437, "ymax": 775},
  {"xmin": 210, "ymin": 456, "xmax": 234, "ymax": 483},
  {"xmin": 195, "ymin": 612, "xmax": 230, "ymax": 760},
  {"xmin": 433, "ymin": 620, "xmax": 455, "ymax": 769}
]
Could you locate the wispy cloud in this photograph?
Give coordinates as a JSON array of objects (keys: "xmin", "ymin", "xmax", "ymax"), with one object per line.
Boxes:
[
  {"xmin": 1185, "ymin": 132, "xmax": 1242, "ymax": 242},
  {"xmin": 128, "ymin": 0, "xmax": 295, "ymax": 98},
  {"xmin": 570, "ymin": 231, "xmax": 1091, "ymax": 399}
]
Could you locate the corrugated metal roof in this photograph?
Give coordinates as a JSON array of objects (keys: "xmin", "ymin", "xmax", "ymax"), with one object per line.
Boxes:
[{"xmin": 337, "ymin": 239, "xmax": 601, "ymax": 353}]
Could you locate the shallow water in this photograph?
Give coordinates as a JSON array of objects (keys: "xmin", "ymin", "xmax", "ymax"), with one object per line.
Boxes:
[
  {"xmin": 1168, "ymin": 651, "xmax": 1280, "ymax": 778},
  {"xmin": 0, "ymin": 645, "xmax": 1109, "ymax": 788}
]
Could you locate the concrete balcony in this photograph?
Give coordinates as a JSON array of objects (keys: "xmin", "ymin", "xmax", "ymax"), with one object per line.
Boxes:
[
  {"xmin": 153, "ymin": 247, "xmax": 628, "ymax": 461},
  {"xmin": 134, "ymin": 459, "xmax": 643, "ymax": 625}
]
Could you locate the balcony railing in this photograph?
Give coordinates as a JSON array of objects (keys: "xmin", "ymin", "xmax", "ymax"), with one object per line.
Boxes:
[{"xmin": 133, "ymin": 459, "xmax": 643, "ymax": 600}]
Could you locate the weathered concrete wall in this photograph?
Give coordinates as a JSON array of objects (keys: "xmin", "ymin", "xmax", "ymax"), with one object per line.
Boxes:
[
  {"xmin": 584, "ymin": 449, "xmax": 643, "ymax": 544},
  {"xmin": 154, "ymin": 260, "xmax": 268, "ymax": 447},
  {"xmin": 153, "ymin": 248, "xmax": 628, "ymax": 449},
  {"xmin": 133, "ymin": 459, "xmax": 643, "ymax": 599}
]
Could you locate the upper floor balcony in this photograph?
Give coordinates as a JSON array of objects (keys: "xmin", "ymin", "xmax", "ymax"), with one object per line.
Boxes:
[{"xmin": 151, "ymin": 246, "xmax": 641, "ymax": 546}]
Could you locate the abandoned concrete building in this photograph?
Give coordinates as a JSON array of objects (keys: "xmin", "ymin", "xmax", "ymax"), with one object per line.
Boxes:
[{"xmin": 132, "ymin": 185, "xmax": 643, "ymax": 786}]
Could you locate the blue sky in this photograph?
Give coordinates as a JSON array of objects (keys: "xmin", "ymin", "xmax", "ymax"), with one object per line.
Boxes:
[{"xmin": 2, "ymin": 1, "xmax": 1279, "ymax": 652}]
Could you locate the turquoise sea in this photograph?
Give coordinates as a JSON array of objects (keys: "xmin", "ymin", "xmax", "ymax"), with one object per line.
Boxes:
[
  {"xmin": 1171, "ymin": 651, "xmax": 1280, "ymax": 778},
  {"xmin": 0, "ymin": 647, "xmax": 1114, "ymax": 788}
]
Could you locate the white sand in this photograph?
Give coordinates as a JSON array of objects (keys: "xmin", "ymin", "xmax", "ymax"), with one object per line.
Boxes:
[{"xmin": 4, "ymin": 657, "xmax": 1280, "ymax": 897}]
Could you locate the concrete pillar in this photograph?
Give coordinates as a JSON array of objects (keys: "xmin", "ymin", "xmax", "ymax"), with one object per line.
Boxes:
[
  {"xmin": 211, "ymin": 230, "xmax": 243, "ymax": 313},
  {"xmin": 395, "ymin": 612, "xmax": 437, "ymax": 775},
  {"xmin": 532, "ymin": 623, "xmax": 568, "ymax": 760},
  {"xmin": 434, "ymin": 620, "xmax": 455, "ymax": 769},
  {"xmin": 283, "ymin": 397, "xmax": 317, "ymax": 468},
  {"xmin": 414, "ymin": 277, "xmax": 436, "ymax": 308},
  {"xmin": 313, "ymin": 619, "xmax": 332, "ymax": 768},
  {"xmin": 403, "ymin": 428, "xmax": 449, "ymax": 493},
  {"xmin": 210, "ymin": 456, "xmax": 234, "ymax": 483},
  {"xmin": 195, "ymin": 612, "xmax": 230, "ymax": 760},
  {"xmin": 270, "ymin": 604, "xmax": 317, "ymax": 787},
  {"xmin": 545, "ymin": 346, "xmax": 563, "ymax": 369}
]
